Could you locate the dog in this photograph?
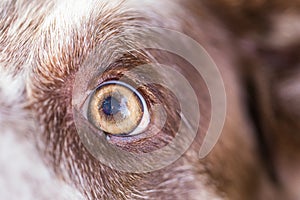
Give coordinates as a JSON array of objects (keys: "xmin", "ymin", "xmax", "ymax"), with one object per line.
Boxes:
[{"xmin": 1, "ymin": 0, "xmax": 300, "ymax": 199}]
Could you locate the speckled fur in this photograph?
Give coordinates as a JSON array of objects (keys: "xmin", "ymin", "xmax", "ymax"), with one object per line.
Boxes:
[{"xmin": 1, "ymin": 0, "xmax": 300, "ymax": 200}]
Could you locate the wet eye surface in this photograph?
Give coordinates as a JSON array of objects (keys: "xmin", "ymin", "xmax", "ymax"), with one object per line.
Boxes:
[
  {"xmin": 87, "ymin": 81, "xmax": 150, "ymax": 136},
  {"xmin": 102, "ymin": 96, "xmax": 122, "ymax": 116},
  {"xmin": 73, "ymin": 52, "xmax": 188, "ymax": 155}
]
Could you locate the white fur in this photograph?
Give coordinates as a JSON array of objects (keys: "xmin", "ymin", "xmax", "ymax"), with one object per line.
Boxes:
[
  {"xmin": 0, "ymin": 68, "xmax": 84, "ymax": 200},
  {"xmin": 0, "ymin": 1, "xmax": 221, "ymax": 199}
]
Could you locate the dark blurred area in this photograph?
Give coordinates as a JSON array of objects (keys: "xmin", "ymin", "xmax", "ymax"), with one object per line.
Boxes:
[{"xmin": 204, "ymin": 1, "xmax": 300, "ymax": 199}]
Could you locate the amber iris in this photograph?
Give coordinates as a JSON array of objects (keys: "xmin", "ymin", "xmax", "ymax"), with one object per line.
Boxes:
[{"xmin": 87, "ymin": 81, "xmax": 147, "ymax": 135}]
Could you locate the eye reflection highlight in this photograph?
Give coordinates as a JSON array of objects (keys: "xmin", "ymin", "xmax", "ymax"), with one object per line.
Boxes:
[
  {"xmin": 87, "ymin": 81, "xmax": 150, "ymax": 136},
  {"xmin": 102, "ymin": 96, "xmax": 122, "ymax": 116}
]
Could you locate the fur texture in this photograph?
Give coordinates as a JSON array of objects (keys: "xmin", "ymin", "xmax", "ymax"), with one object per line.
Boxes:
[{"xmin": 1, "ymin": 0, "xmax": 300, "ymax": 199}]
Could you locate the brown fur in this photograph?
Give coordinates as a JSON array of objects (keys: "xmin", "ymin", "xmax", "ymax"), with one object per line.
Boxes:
[{"xmin": 1, "ymin": 0, "xmax": 300, "ymax": 199}]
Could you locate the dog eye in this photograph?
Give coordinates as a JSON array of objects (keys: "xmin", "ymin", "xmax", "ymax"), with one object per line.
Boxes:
[
  {"xmin": 73, "ymin": 53, "xmax": 184, "ymax": 154},
  {"xmin": 87, "ymin": 80, "xmax": 150, "ymax": 136}
]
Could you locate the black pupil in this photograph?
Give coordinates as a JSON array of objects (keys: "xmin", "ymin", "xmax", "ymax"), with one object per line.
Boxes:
[{"xmin": 101, "ymin": 96, "xmax": 121, "ymax": 116}]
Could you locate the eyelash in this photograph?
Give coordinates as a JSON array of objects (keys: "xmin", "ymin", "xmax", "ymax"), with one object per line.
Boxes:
[{"xmin": 73, "ymin": 53, "xmax": 181, "ymax": 153}]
